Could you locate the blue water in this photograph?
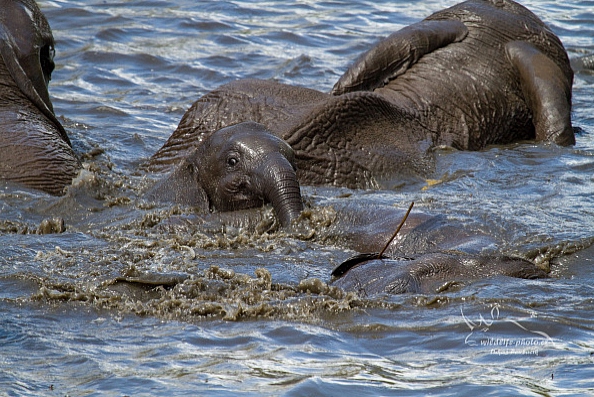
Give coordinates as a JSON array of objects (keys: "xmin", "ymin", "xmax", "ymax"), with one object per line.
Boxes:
[{"xmin": 1, "ymin": 0, "xmax": 594, "ymax": 395}]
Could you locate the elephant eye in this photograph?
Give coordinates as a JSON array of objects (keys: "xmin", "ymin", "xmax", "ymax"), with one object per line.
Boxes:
[
  {"xmin": 40, "ymin": 44, "xmax": 56, "ymax": 83},
  {"xmin": 227, "ymin": 155, "xmax": 239, "ymax": 168}
]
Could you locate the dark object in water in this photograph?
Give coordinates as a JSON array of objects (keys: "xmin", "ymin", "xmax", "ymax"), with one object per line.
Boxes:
[{"xmin": 331, "ymin": 252, "xmax": 548, "ymax": 295}]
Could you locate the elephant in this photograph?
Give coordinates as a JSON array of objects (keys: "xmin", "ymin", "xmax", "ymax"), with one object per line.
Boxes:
[
  {"xmin": 105, "ymin": 200, "xmax": 549, "ymax": 297},
  {"xmin": 145, "ymin": 122, "xmax": 303, "ymax": 228},
  {"xmin": 316, "ymin": 201, "xmax": 498, "ymax": 257},
  {"xmin": 0, "ymin": 0, "xmax": 80, "ymax": 195},
  {"xmin": 330, "ymin": 252, "xmax": 548, "ymax": 295},
  {"xmin": 146, "ymin": 0, "xmax": 575, "ymax": 206},
  {"xmin": 312, "ymin": 199, "xmax": 548, "ymax": 294},
  {"xmin": 319, "ymin": 201, "xmax": 548, "ymax": 295}
]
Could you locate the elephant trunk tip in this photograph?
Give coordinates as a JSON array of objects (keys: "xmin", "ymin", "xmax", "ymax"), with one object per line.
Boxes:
[
  {"xmin": 275, "ymin": 193, "xmax": 304, "ymax": 229},
  {"xmin": 266, "ymin": 174, "xmax": 304, "ymax": 229}
]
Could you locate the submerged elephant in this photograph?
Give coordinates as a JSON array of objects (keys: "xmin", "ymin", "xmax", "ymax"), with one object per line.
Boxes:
[
  {"xmin": 0, "ymin": 0, "xmax": 80, "ymax": 194},
  {"xmin": 330, "ymin": 252, "xmax": 548, "ymax": 295},
  {"xmin": 322, "ymin": 201, "xmax": 548, "ymax": 295},
  {"xmin": 147, "ymin": 0, "xmax": 574, "ymax": 204},
  {"xmin": 317, "ymin": 201, "xmax": 546, "ymax": 294},
  {"xmin": 122, "ymin": 199, "xmax": 550, "ymax": 297}
]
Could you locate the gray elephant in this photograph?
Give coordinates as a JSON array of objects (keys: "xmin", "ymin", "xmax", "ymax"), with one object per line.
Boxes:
[
  {"xmin": 147, "ymin": 0, "xmax": 574, "ymax": 202},
  {"xmin": 146, "ymin": 122, "xmax": 303, "ymax": 227},
  {"xmin": 108, "ymin": 199, "xmax": 549, "ymax": 297},
  {"xmin": 0, "ymin": 0, "xmax": 80, "ymax": 195},
  {"xmin": 330, "ymin": 252, "xmax": 548, "ymax": 295},
  {"xmin": 317, "ymin": 201, "xmax": 547, "ymax": 294}
]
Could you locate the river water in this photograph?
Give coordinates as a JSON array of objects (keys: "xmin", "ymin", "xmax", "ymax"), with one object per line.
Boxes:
[{"xmin": 1, "ymin": 0, "xmax": 594, "ymax": 395}]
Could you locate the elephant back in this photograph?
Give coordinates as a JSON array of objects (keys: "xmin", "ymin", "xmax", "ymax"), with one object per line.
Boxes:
[
  {"xmin": 431, "ymin": 0, "xmax": 571, "ymax": 81},
  {"xmin": 145, "ymin": 79, "xmax": 329, "ymax": 174}
]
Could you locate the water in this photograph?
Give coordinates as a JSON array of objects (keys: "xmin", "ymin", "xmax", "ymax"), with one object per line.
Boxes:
[{"xmin": 1, "ymin": 0, "xmax": 594, "ymax": 395}]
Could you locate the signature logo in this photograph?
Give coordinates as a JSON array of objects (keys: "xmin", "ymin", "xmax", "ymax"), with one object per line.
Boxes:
[{"xmin": 460, "ymin": 306, "xmax": 553, "ymax": 355}]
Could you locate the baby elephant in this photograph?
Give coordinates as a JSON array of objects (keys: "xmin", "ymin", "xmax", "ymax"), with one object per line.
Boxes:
[
  {"xmin": 330, "ymin": 252, "xmax": 548, "ymax": 295},
  {"xmin": 146, "ymin": 122, "xmax": 303, "ymax": 227}
]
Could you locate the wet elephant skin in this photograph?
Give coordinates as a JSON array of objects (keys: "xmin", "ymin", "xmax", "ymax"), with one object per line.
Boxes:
[
  {"xmin": 0, "ymin": 0, "xmax": 80, "ymax": 194},
  {"xmin": 331, "ymin": 253, "xmax": 548, "ymax": 296}
]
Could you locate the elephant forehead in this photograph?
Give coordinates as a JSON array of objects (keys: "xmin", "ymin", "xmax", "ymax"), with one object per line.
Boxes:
[
  {"xmin": 211, "ymin": 129, "xmax": 291, "ymax": 157},
  {"xmin": 235, "ymin": 133, "xmax": 291, "ymax": 157}
]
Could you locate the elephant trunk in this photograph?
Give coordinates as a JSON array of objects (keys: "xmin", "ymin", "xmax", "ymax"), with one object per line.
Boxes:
[{"xmin": 261, "ymin": 158, "xmax": 303, "ymax": 228}]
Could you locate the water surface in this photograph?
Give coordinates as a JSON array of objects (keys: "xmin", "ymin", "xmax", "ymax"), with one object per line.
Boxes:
[{"xmin": 1, "ymin": 0, "xmax": 594, "ymax": 395}]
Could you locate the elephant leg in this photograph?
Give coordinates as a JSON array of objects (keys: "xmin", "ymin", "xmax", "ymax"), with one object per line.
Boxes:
[
  {"xmin": 505, "ymin": 41, "xmax": 574, "ymax": 145},
  {"xmin": 332, "ymin": 20, "xmax": 468, "ymax": 95}
]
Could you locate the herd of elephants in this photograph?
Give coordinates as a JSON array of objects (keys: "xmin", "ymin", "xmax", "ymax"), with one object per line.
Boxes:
[{"xmin": 1, "ymin": 0, "xmax": 594, "ymax": 295}]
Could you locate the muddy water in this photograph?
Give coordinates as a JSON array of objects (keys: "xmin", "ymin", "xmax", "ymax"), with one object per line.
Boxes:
[{"xmin": 1, "ymin": 0, "xmax": 594, "ymax": 395}]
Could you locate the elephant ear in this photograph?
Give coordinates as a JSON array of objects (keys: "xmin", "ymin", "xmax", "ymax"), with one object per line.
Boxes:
[
  {"xmin": 332, "ymin": 19, "xmax": 468, "ymax": 95},
  {"xmin": 144, "ymin": 154, "xmax": 210, "ymax": 212},
  {"xmin": 505, "ymin": 41, "xmax": 574, "ymax": 146},
  {"xmin": 0, "ymin": 0, "xmax": 70, "ymax": 145}
]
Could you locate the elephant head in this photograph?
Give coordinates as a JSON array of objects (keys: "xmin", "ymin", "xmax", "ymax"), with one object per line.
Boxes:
[
  {"xmin": 146, "ymin": 122, "xmax": 304, "ymax": 228},
  {"xmin": 0, "ymin": 0, "xmax": 80, "ymax": 194}
]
